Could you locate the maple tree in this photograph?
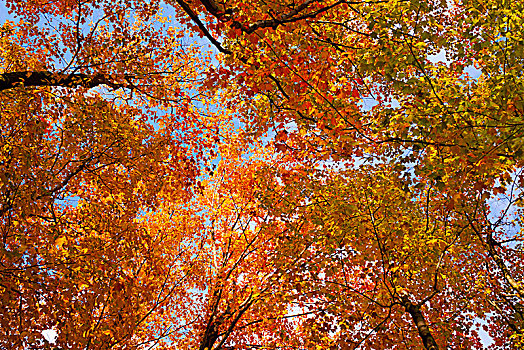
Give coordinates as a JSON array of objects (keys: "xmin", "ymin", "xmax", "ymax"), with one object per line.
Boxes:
[
  {"xmin": 2, "ymin": 0, "xmax": 524, "ymax": 349},
  {"xmin": 0, "ymin": 0, "xmax": 221, "ymax": 348},
  {"xmin": 182, "ymin": 0, "xmax": 524, "ymax": 347}
]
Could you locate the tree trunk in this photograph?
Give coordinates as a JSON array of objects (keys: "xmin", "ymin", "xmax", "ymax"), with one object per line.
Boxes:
[{"xmin": 402, "ymin": 296, "xmax": 439, "ymax": 350}]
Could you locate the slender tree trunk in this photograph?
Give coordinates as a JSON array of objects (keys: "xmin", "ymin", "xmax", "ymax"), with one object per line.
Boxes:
[{"xmin": 402, "ymin": 296, "xmax": 439, "ymax": 350}]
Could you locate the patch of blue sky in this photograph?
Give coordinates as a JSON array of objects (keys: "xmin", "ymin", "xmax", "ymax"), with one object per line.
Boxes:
[
  {"xmin": 41, "ymin": 329, "xmax": 58, "ymax": 345},
  {"xmin": 427, "ymin": 48, "xmax": 482, "ymax": 79},
  {"xmin": 0, "ymin": 1, "xmax": 13, "ymax": 22},
  {"xmin": 475, "ymin": 316, "xmax": 495, "ymax": 348},
  {"xmin": 485, "ymin": 168, "xmax": 524, "ymax": 247}
]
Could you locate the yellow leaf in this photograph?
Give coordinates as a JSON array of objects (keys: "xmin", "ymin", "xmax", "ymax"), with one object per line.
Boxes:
[{"xmin": 55, "ymin": 237, "xmax": 66, "ymax": 249}]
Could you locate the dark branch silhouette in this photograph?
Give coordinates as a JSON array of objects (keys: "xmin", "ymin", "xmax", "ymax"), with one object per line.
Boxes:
[
  {"xmin": 201, "ymin": 0, "xmax": 353, "ymax": 33},
  {"xmin": 175, "ymin": 0, "xmax": 232, "ymax": 54},
  {"xmin": 0, "ymin": 71, "xmax": 124, "ymax": 91}
]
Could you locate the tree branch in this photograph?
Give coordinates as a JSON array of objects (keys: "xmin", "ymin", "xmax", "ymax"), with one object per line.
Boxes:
[
  {"xmin": 466, "ymin": 216, "xmax": 524, "ymax": 300},
  {"xmin": 0, "ymin": 71, "xmax": 125, "ymax": 91},
  {"xmin": 175, "ymin": 0, "xmax": 231, "ymax": 54},
  {"xmin": 200, "ymin": 0, "xmax": 357, "ymax": 34}
]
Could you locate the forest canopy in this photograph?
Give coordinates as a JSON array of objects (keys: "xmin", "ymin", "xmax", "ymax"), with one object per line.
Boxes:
[{"xmin": 1, "ymin": 0, "xmax": 524, "ymax": 349}]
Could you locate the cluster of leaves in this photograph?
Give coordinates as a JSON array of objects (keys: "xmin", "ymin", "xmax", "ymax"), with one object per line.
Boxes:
[{"xmin": 2, "ymin": 0, "xmax": 524, "ymax": 349}]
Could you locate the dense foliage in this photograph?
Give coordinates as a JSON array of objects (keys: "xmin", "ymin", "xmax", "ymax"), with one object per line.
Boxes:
[{"xmin": 1, "ymin": 0, "xmax": 524, "ymax": 349}]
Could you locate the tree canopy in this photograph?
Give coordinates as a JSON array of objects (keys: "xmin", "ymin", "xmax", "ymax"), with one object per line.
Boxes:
[{"xmin": 1, "ymin": 0, "xmax": 524, "ymax": 349}]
